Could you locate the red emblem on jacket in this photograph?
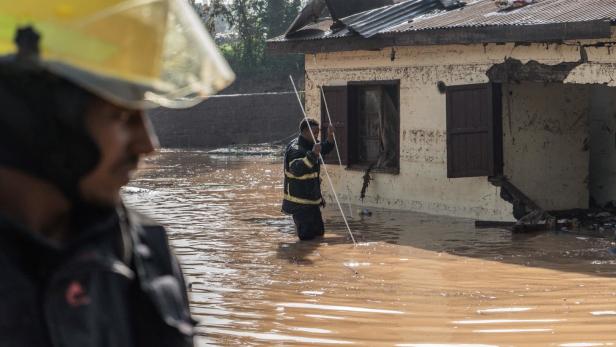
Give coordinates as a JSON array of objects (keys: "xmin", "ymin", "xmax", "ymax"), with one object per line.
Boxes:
[{"xmin": 65, "ymin": 280, "xmax": 91, "ymax": 307}]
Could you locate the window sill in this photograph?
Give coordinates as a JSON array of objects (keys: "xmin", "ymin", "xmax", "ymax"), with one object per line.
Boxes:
[{"xmin": 346, "ymin": 165, "xmax": 400, "ymax": 175}]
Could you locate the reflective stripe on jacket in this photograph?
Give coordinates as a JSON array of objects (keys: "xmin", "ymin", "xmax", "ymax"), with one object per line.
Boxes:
[{"xmin": 282, "ymin": 135, "xmax": 333, "ymax": 214}]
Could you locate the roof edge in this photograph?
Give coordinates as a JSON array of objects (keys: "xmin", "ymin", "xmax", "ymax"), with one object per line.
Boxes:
[{"xmin": 267, "ymin": 20, "xmax": 612, "ymax": 54}]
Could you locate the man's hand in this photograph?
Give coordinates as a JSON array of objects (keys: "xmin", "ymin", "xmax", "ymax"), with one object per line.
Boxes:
[
  {"xmin": 312, "ymin": 143, "xmax": 322, "ymax": 157},
  {"xmin": 327, "ymin": 124, "xmax": 335, "ymax": 142}
]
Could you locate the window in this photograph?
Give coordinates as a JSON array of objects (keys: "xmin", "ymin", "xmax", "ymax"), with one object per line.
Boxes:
[
  {"xmin": 320, "ymin": 81, "xmax": 400, "ymax": 173},
  {"xmin": 445, "ymin": 83, "xmax": 503, "ymax": 178}
]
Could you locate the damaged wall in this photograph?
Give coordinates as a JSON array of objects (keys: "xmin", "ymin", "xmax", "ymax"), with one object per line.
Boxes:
[
  {"xmin": 589, "ymin": 85, "xmax": 616, "ymax": 206},
  {"xmin": 305, "ymin": 38, "xmax": 616, "ymax": 220},
  {"xmin": 502, "ymin": 82, "xmax": 590, "ymax": 211}
]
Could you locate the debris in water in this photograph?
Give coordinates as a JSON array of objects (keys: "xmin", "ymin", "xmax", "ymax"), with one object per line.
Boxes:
[
  {"xmin": 359, "ymin": 208, "xmax": 372, "ymax": 217},
  {"xmin": 476, "ymin": 207, "xmax": 616, "ymax": 237}
]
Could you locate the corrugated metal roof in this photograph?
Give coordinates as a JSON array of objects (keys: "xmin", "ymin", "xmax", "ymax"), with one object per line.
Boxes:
[
  {"xmin": 392, "ymin": 0, "xmax": 616, "ymax": 33},
  {"xmin": 275, "ymin": 0, "xmax": 446, "ymax": 42},
  {"xmin": 326, "ymin": 0, "xmax": 395, "ymax": 20},
  {"xmin": 341, "ymin": 0, "xmax": 443, "ymax": 38},
  {"xmin": 272, "ymin": 0, "xmax": 616, "ymax": 43},
  {"xmin": 275, "ymin": 18, "xmax": 353, "ymax": 42},
  {"xmin": 284, "ymin": 0, "xmax": 329, "ymax": 36},
  {"xmin": 266, "ymin": 0, "xmax": 616, "ymax": 53}
]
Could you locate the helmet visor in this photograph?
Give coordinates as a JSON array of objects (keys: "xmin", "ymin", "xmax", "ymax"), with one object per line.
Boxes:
[{"xmin": 0, "ymin": 0, "xmax": 235, "ymax": 109}]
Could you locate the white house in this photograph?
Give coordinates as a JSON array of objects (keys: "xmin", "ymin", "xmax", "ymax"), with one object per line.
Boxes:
[{"xmin": 268, "ymin": 0, "xmax": 616, "ymax": 221}]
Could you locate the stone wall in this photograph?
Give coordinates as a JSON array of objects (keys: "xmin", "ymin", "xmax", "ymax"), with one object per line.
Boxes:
[{"xmin": 148, "ymin": 93, "xmax": 303, "ymax": 148}]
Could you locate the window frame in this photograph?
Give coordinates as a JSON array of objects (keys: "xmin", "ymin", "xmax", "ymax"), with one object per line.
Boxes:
[{"xmin": 346, "ymin": 80, "xmax": 401, "ymax": 175}]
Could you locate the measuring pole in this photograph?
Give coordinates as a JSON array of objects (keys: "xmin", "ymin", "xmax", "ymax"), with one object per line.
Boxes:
[{"xmin": 289, "ymin": 76, "xmax": 356, "ymax": 246}]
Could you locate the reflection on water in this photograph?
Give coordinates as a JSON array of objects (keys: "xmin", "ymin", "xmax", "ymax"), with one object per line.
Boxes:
[{"xmin": 124, "ymin": 149, "xmax": 616, "ymax": 346}]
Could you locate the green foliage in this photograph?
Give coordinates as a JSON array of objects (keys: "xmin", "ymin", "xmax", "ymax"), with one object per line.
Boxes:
[
  {"xmin": 188, "ymin": 0, "xmax": 217, "ymax": 33},
  {"xmin": 200, "ymin": 0, "xmax": 304, "ymax": 79}
]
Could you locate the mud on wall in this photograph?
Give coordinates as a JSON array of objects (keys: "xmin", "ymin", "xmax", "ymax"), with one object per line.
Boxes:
[
  {"xmin": 502, "ymin": 82, "xmax": 590, "ymax": 211},
  {"xmin": 306, "ymin": 40, "xmax": 616, "ymax": 220},
  {"xmin": 501, "ymin": 83, "xmax": 616, "ymax": 211},
  {"xmin": 306, "ymin": 45, "xmax": 515, "ymax": 221},
  {"xmin": 148, "ymin": 93, "xmax": 303, "ymax": 148},
  {"xmin": 589, "ymin": 85, "xmax": 616, "ymax": 206}
]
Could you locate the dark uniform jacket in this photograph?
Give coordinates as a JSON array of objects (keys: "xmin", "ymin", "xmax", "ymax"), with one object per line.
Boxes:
[
  {"xmin": 0, "ymin": 206, "xmax": 194, "ymax": 347},
  {"xmin": 282, "ymin": 135, "xmax": 334, "ymax": 214}
]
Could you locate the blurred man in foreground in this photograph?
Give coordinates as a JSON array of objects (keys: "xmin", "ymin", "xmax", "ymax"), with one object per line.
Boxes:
[{"xmin": 0, "ymin": 1, "xmax": 234, "ymax": 346}]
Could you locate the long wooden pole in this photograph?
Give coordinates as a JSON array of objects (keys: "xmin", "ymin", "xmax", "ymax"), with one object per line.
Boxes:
[{"xmin": 289, "ymin": 76, "xmax": 356, "ymax": 246}]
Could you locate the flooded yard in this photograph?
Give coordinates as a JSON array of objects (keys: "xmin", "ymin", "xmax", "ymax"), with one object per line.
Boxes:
[{"xmin": 123, "ymin": 149, "xmax": 616, "ymax": 346}]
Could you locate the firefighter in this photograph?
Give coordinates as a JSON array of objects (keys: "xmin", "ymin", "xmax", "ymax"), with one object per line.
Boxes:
[
  {"xmin": 0, "ymin": 1, "xmax": 234, "ymax": 346},
  {"xmin": 282, "ymin": 118, "xmax": 335, "ymax": 240}
]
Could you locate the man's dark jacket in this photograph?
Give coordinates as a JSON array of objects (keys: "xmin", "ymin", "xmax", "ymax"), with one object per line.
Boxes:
[
  {"xmin": 282, "ymin": 135, "xmax": 334, "ymax": 214},
  {"xmin": 0, "ymin": 207, "xmax": 195, "ymax": 347}
]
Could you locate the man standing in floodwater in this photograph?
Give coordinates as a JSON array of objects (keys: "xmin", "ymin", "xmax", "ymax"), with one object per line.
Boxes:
[
  {"xmin": 0, "ymin": 1, "xmax": 234, "ymax": 345},
  {"xmin": 282, "ymin": 118, "xmax": 335, "ymax": 240}
]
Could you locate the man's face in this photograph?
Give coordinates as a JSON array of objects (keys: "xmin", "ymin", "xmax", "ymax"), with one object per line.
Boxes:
[
  {"xmin": 302, "ymin": 125, "xmax": 320, "ymax": 143},
  {"xmin": 79, "ymin": 99, "xmax": 157, "ymax": 206}
]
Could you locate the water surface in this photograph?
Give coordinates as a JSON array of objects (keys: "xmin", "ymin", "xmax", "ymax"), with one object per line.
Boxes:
[{"xmin": 124, "ymin": 149, "xmax": 616, "ymax": 346}]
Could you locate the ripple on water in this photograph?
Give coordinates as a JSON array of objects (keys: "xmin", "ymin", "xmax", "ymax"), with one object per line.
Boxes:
[{"xmin": 124, "ymin": 150, "xmax": 616, "ymax": 346}]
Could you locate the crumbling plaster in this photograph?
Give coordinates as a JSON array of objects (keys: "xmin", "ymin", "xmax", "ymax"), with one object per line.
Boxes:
[
  {"xmin": 589, "ymin": 85, "xmax": 616, "ymax": 206},
  {"xmin": 306, "ymin": 39, "xmax": 616, "ymax": 220},
  {"xmin": 502, "ymin": 82, "xmax": 590, "ymax": 211}
]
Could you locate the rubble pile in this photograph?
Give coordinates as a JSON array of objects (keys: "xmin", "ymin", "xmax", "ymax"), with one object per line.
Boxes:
[
  {"xmin": 558, "ymin": 210, "xmax": 616, "ymax": 238},
  {"xmin": 517, "ymin": 209, "xmax": 616, "ymax": 237},
  {"xmin": 476, "ymin": 208, "xmax": 616, "ymax": 239}
]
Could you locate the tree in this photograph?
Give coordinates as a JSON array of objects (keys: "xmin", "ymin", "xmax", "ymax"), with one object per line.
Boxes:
[
  {"xmin": 208, "ymin": 0, "xmax": 262, "ymax": 74},
  {"xmin": 206, "ymin": 0, "xmax": 303, "ymax": 77},
  {"xmin": 264, "ymin": 0, "xmax": 287, "ymax": 37},
  {"xmin": 189, "ymin": 0, "xmax": 217, "ymax": 34}
]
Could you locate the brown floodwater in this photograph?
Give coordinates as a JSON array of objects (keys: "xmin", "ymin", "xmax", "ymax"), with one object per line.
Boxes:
[{"xmin": 123, "ymin": 149, "xmax": 616, "ymax": 347}]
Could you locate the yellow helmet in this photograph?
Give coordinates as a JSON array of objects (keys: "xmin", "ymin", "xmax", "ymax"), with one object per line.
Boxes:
[{"xmin": 0, "ymin": 0, "xmax": 235, "ymax": 109}]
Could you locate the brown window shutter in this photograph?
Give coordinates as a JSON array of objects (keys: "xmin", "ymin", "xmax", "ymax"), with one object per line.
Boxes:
[
  {"xmin": 446, "ymin": 83, "xmax": 502, "ymax": 178},
  {"xmin": 321, "ymin": 86, "xmax": 348, "ymax": 165}
]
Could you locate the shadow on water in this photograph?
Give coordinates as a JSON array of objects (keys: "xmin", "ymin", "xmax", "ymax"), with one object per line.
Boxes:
[
  {"xmin": 277, "ymin": 239, "xmax": 320, "ymax": 265},
  {"xmin": 139, "ymin": 149, "xmax": 616, "ymax": 279},
  {"xmin": 321, "ymin": 207, "xmax": 616, "ymax": 278},
  {"xmin": 277, "ymin": 236, "xmax": 350, "ymax": 265}
]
